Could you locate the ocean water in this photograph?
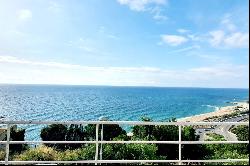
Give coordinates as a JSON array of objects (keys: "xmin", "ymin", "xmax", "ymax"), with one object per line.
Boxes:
[{"xmin": 0, "ymin": 85, "xmax": 248, "ymax": 140}]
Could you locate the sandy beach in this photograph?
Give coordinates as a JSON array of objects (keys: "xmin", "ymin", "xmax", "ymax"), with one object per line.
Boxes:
[{"xmin": 178, "ymin": 101, "xmax": 249, "ymax": 122}]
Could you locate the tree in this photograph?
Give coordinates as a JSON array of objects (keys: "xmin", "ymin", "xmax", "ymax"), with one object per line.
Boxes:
[
  {"xmin": 65, "ymin": 124, "xmax": 86, "ymax": 149},
  {"xmin": 132, "ymin": 118, "xmax": 178, "ymax": 159},
  {"xmin": 151, "ymin": 119, "xmax": 179, "ymax": 159},
  {"xmin": 132, "ymin": 117, "xmax": 205, "ymax": 160},
  {"xmin": 231, "ymin": 125, "xmax": 249, "ymax": 141},
  {"xmin": 84, "ymin": 123, "xmax": 126, "ymax": 141},
  {"xmin": 181, "ymin": 126, "xmax": 206, "ymax": 160},
  {"xmin": 40, "ymin": 124, "xmax": 86, "ymax": 150},
  {"xmin": 10, "ymin": 127, "xmax": 27, "ymax": 153},
  {"xmin": 84, "ymin": 124, "xmax": 96, "ymax": 140},
  {"xmin": 3, "ymin": 126, "xmax": 27, "ymax": 154},
  {"xmin": 40, "ymin": 124, "xmax": 67, "ymax": 150},
  {"xmin": 231, "ymin": 125, "xmax": 249, "ymax": 154},
  {"xmin": 132, "ymin": 117, "xmax": 155, "ymax": 140}
]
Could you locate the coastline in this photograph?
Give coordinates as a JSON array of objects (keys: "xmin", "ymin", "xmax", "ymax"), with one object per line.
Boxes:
[{"xmin": 177, "ymin": 101, "xmax": 249, "ymax": 122}]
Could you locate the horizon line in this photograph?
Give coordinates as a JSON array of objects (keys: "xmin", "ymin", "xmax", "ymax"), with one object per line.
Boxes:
[{"xmin": 0, "ymin": 83, "xmax": 248, "ymax": 90}]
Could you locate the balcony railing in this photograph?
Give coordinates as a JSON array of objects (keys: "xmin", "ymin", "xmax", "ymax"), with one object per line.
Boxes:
[{"xmin": 0, "ymin": 120, "xmax": 249, "ymax": 165}]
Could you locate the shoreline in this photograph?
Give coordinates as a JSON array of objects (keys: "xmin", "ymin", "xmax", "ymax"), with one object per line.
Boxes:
[{"xmin": 177, "ymin": 101, "xmax": 249, "ymax": 122}]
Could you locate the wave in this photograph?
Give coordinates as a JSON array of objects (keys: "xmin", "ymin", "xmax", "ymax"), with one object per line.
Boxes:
[{"xmin": 202, "ymin": 105, "xmax": 219, "ymax": 111}]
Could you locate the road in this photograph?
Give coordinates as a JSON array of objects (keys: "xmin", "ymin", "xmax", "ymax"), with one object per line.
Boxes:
[
  {"xmin": 214, "ymin": 124, "xmax": 238, "ymax": 141},
  {"xmin": 195, "ymin": 113, "xmax": 249, "ymax": 141}
]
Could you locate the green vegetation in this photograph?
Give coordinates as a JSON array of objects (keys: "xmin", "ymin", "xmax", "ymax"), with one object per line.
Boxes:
[
  {"xmin": 3, "ymin": 117, "xmax": 249, "ymax": 165},
  {"xmin": 204, "ymin": 132, "xmax": 248, "ymax": 165},
  {"xmin": 14, "ymin": 146, "xmax": 59, "ymax": 161},
  {"xmin": 0, "ymin": 150, "xmax": 5, "ymax": 161},
  {"xmin": 102, "ymin": 143, "xmax": 159, "ymax": 160},
  {"xmin": 231, "ymin": 125, "xmax": 249, "ymax": 141},
  {"xmin": 205, "ymin": 133, "xmax": 226, "ymax": 141},
  {"xmin": 132, "ymin": 117, "xmax": 205, "ymax": 160},
  {"xmin": 2, "ymin": 126, "xmax": 28, "ymax": 154},
  {"xmin": 231, "ymin": 125, "xmax": 249, "ymax": 156},
  {"xmin": 40, "ymin": 123, "xmax": 126, "ymax": 150},
  {"xmin": 9, "ymin": 127, "xmax": 28, "ymax": 153},
  {"xmin": 84, "ymin": 123, "xmax": 127, "ymax": 140}
]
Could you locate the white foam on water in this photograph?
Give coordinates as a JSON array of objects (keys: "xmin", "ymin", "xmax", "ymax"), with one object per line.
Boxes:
[{"xmin": 202, "ymin": 105, "xmax": 219, "ymax": 111}]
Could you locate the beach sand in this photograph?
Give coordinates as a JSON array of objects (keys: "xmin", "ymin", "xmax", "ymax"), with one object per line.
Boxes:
[{"xmin": 178, "ymin": 101, "xmax": 249, "ymax": 122}]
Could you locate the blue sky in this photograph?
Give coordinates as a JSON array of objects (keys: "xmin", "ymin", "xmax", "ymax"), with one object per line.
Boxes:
[{"xmin": 0, "ymin": 0, "xmax": 249, "ymax": 88}]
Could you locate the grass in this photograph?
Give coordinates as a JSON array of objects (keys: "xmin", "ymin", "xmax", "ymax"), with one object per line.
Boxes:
[{"xmin": 205, "ymin": 133, "xmax": 226, "ymax": 141}]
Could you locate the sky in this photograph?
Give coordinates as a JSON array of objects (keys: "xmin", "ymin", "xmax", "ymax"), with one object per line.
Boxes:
[{"xmin": 0, "ymin": 0, "xmax": 249, "ymax": 88}]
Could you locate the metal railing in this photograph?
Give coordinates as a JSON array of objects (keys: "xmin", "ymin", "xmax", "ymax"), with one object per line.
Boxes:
[{"xmin": 0, "ymin": 120, "xmax": 249, "ymax": 165}]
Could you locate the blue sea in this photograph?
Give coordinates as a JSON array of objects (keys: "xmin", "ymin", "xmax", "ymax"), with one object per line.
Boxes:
[{"xmin": 0, "ymin": 85, "xmax": 248, "ymax": 141}]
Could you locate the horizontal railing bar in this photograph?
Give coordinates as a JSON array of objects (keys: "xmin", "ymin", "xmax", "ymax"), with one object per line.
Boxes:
[
  {"xmin": 0, "ymin": 140, "xmax": 248, "ymax": 144},
  {"xmin": 0, "ymin": 160, "xmax": 179, "ymax": 164},
  {"xmin": 180, "ymin": 159, "xmax": 249, "ymax": 163},
  {"xmin": 0, "ymin": 159, "xmax": 248, "ymax": 164},
  {"xmin": 0, "ymin": 141, "xmax": 96, "ymax": 144},
  {"xmin": 181, "ymin": 141, "xmax": 249, "ymax": 144},
  {"xmin": 0, "ymin": 141, "xmax": 178, "ymax": 144},
  {"xmin": 0, "ymin": 120, "xmax": 248, "ymax": 126}
]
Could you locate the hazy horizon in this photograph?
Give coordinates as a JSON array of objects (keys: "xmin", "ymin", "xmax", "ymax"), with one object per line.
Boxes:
[{"xmin": 0, "ymin": 83, "xmax": 249, "ymax": 90}]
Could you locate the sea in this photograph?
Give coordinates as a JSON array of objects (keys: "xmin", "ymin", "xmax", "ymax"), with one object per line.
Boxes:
[{"xmin": 0, "ymin": 84, "xmax": 248, "ymax": 141}]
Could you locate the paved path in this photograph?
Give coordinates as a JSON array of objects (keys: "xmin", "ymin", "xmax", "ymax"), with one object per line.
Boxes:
[
  {"xmin": 214, "ymin": 125, "xmax": 238, "ymax": 141},
  {"xmin": 196, "ymin": 114, "xmax": 248, "ymax": 141}
]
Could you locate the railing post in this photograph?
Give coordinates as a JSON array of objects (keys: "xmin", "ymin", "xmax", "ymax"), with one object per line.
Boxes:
[
  {"xmin": 98, "ymin": 116, "xmax": 107, "ymax": 164},
  {"xmin": 178, "ymin": 125, "xmax": 182, "ymax": 165},
  {"xmin": 100, "ymin": 124, "xmax": 103, "ymax": 162},
  {"xmin": 5, "ymin": 124, "xmax": 11, "ymax": 165},
  {"xmin": 95, "ymin": 124, "xmax": 99, "ymax": 165}
]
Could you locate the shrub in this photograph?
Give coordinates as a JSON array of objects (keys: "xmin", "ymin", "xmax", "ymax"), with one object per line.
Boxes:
[
  {"xmin": 14, "ymin": 146, "xmax": 58, "ymax": 161},
  {"xmin": 65, "ymin": 124, "xmax": 85, "ymax": 149},
  {"xmin": 84, "ymin": 124, "xmax": 126, "ymax": 141},
  {"xmin": 10, "ymin": 127, "xmax": 28, "ymax": 153},
  {"xmin": 231, "ymin": 125, "xmax": 249, "ymax": 141},
  {"xmin": 0, "ymin": 150, "xmax": 5, "ymax": 161},
  {"xmin": 111, "ymin": 143, "xmax": 159, "ymax": 160},
  {"xmin": 57, "ymin": 145, "xmax": 96, "ymax": 161},
  {"xmin": 132, "ymin": 117, "xmax": 204, "ymax": 160},
  {"xmin": 40, "ymin": 124, "xmax": 67, "ymax": 150},
  {"xmin": 40, "ymin": 124, "xmax": 85, "ymax": 150},
  {"xmin": 2, "ymin": 126, "xmax": 27, "ymax": 154},
  {"xmin": 231, "ymin": 125, "xmax": 249, "ymax": 154},
  {"xmin": 204, "ymin": 132, "xmax": 249, "ymax": 165}
]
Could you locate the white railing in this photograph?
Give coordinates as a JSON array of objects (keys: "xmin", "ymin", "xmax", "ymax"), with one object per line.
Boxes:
[{"xmin": 0, "ymin": 120, "xmax": 249, "ymax": 165}]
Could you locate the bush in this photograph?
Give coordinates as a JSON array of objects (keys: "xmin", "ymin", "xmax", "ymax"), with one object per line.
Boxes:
[
  {"xmin": 231, "ymin": 125, "xmax": 249, "ymax": 141},
  {"xmin": 10, "ymin": 127, "xmax": 28, "ymax": 153},
  {"xmin": 2, "ymin": 126, "xmax": 27, "ymax": 154},
  {"xmin": 40, "ymin": 124, "xmax": 67, "ymax": 150},
  {"xmin": 14, "ymin": 146, "xmax": 58, "ymax": 161},
  {"xmin": 231, "ymin": 125, "xmax": 249, "ymax": 154},
  {"xmin": 40, "ymin": 124, "xmax": 85, "ymax": 150},
  {"xmin": 57, "ymin": 145, "xmax": 96, "ymax": 161},
  {"xmin": 205, "ymin": 133, "xmax": 226, "ymax": 141},
  {"xmin": 0, "ymin": 150, "xmax": 5, "ymax": 161},
  {"xmin": 65, "ymin": 124, "xmax": 85, "ymax": 149},
  {"xmin": 108, "ymin": 143, "xmax": 159, "ymax": 160},
  {"xmin": 132, "ymin": 117, "xmax": 204, "ymax": 160},
  {"xmin": 204, "ymin": 132, "xmax": 249, "ymax": 165},
  {"xmin": 205, "ymin": 150, "xmax": 249, "ymax": 165},
  {"xmin": 84, "ymin": 124, "xmax": 126, "ymax": 141}
]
